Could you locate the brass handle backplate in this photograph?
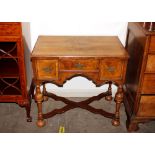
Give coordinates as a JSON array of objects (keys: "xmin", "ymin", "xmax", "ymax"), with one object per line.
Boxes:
[
  {"xmin": 106, "ymin": 66, "xmax": 115, "ymax": 73},
  {"xmin": 74, "ymin": 63, "xmax": 85, "ymax": 69},
  {"xmin": 42, "ymin": 67, "xmax": 52, "ymax": 73}
]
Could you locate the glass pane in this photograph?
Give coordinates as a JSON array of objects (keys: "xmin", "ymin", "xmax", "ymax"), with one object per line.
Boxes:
[
  {"xmin": 0, "ymin": 42, "xmax": 17, "ymax": 57},
  {"xmin": 0, "ymin": 78, "xmax": 21, "ymax": 95},
  {"xmin": 0, "ymin": 58, "xmax": 19, "ymax": 77}
]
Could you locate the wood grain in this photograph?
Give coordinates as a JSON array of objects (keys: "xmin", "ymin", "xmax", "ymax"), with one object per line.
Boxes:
[{"xmin": 32, "ymin": 36, "xmax": 129, "ymax": 58}]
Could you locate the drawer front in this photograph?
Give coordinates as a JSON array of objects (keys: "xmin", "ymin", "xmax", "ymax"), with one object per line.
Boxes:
[
  {"xmin": 141, "ymin": 74, "xmax": 155, "ymax": 94},
  {"xmin": 137, "ymin": 96, "xmax": 155, "ymax": 117},
  {"xmin": 145, "ymin": 54, "xmax": 155, "ymax": 72},
  {"xmin": 36, "ymin": 60, "xmax": 58, "ymax": 80},
  {"xmin": 100, "ymin": 59, "xmax": 123, "ymax": 80},
  {"xmin": 149, "ymin": 36, "xmax": 155, "ymax": 52},
  {"xmin": 0, "ymin": 23, "xmax": 21, "ymax": 36},
  {"xmin": 59, "ymin": 58, "xmax": 98, "ymax": 71}
]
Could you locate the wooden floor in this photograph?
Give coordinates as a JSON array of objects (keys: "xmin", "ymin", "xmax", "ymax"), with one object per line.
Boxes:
[{"xmin": 0, "ymin": 98, "xmax": 155, "ymax": 133}]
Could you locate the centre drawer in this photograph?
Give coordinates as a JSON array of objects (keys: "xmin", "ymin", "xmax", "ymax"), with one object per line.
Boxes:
[{"xmin": 59, "ymin": 58, "xmax": 99, "ymax": 71}]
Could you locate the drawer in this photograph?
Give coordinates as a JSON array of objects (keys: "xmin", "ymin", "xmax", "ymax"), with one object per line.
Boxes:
[
  {"xmin": 36, "ymin": 60, "xmax": 58, "ymax": 80},
  {"xmin": 0, "ymin": 23, "xmax": 21, "ymax": 36},
  {"xmin": 149, "ymin": 36, "xmax": 155, "ymax": 52},
  {"xmin": 59, "ymin": 58, "xmax": 99, "ymax": 71},
  {"xmin": 145, "ymin": 54, "xmax": 155, "ymax": 72},
  {"xmin": 100, "ymin": 59, "xmax": 123, "ymax": 80},
  {"xmin": 137, "ymin": 96, "xmax": 155, "ymax": 117},
  {"xmin": 141, "ymin": 74, "xmax": 155, "ymax": 94}
]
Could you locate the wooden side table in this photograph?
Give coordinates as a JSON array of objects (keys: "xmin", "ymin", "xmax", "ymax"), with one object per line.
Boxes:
[{"xmin": 31, "ymin": 36, "xmax": 129, "ymax": 127}]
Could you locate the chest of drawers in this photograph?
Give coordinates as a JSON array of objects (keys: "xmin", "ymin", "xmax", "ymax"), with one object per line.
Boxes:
[
  {"xmin": 124, "ymin": 22, "xmax": 155, "ymax": 131},
  {"xmin": 31, "ymin": 36, "xmax": 129, "ymax": 127}
]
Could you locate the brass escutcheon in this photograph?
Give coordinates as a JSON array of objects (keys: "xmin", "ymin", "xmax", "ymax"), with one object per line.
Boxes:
[
  {"xmin": 74, "ymin": 63, "xmax": 85, "ymax": 69},
  {"xmin": 42, "ymin": 67, "xmax": 52, "ymax": 73},
  {"xmin": 106, "ymin": 66, "xmax": 115, "ymax": 72}
]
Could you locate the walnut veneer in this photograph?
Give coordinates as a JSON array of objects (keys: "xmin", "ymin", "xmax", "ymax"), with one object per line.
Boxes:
[
  {"xmin": 124, "ymin": 22, "xmax": 155, "ymax": 131},
  {"xmin": 31, "ymin": 36, "xmax": 129, "ymax": 127}
]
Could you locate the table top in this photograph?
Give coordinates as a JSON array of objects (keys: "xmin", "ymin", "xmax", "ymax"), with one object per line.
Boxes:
[{"xmin": 31, "ymin": 36, "xmax": 129, "ymax": 58}]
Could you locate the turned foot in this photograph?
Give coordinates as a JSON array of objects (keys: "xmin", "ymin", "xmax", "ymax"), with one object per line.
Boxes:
[
  {"xmin": 126, "ymin": 120, "xmax": 139, "ymax": 132},
  {"xmin": 37, "ymin": 119, "xmax": 46, "ymax": 127},
  {"xmin": 27, "ymin": 116, "xmax": 32, "ymax": 122},
  {"xmin": 105, "ymin": 95, "xmax": 113, "ymax": 101},
  {"xmin": 112, "ymin": 119, "xmax": 120, "ymax": 126}
]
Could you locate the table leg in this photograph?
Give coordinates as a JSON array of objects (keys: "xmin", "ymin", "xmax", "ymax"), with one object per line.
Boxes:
[
  {"xmin": 43, "ymin": 83, "xmax": 48, "ymax": 101},
  {"xmin": 25, "ymin": 103, "xmax": 32, "ymax": 122},
  {"xmin": 105, "ymin": 81, "xmax": 112, "ymax": 101},
  {"xmin": 35, "ymin": 83, "xmax": 45, "ymax": 127},
  {"xmin": 112, "ymin": 85, "xmax": 123, "ymax": 126}
]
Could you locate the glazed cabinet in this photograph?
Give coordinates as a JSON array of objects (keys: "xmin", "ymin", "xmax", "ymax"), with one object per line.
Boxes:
[{"xmin": 0, "ymin": 22, "xmax": 32, "ymax": 122}]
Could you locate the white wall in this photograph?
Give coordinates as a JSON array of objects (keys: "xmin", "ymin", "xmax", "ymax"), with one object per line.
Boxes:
[
  {"xmin": 30, "ymin": 22, "xmax": 128, "ymax": 97},
  {"xmin": 22, "ymin": 22, "xmax": 33, "ymax": 91}
]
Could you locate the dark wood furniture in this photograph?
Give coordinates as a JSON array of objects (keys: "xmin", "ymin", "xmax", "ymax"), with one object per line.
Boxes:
[
  {"xmin": 0, "ymin": 22, "xmax": 32, "ymax": 122},
  {"xmin": 124, "ymin": 22, "xmax": 155, "ymax": 131},
  {"xmin": 31, "ymin": 36, "xmax": 129, "ymax": 127}
]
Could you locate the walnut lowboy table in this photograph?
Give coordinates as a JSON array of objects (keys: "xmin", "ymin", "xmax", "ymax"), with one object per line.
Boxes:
[{"xmin": 31, "ymin": 36, "xmax": 129, "ymax": 127}]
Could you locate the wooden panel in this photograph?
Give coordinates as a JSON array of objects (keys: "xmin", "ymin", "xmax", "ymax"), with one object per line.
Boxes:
[
  {"xmin": 0, "ymin": 23, "xmax": 21, "ymax": 36},
  {"xmin": 141, "ymin": 74, "xmax": 155, "ymax": 94},
  {"xmin": 36, "ymin": 60, "xmax": 58, "ymax": 80},
  {"xmin": 100, "ymin": 59, "xmax": 123, "ymax": 80},
  {"xmin": 137, "ymin": 96, "xmax": 155, "ymax": 117},
  {"xmin": 145, "ymin": 54, "xmax": 155, "ymax": 72},
  {"xmin": 59, "ymin": 58, "xmax": 98, "ymax": 71},
  {"xmin": 31, "ymin": 36, "xmax": 129, "ymax": 58},
  {"xmin": 58, "ymin": 72, "xmax": 99, "ymax": 85},
  {"xmin": 149, "ymin": 36, "xmax": 155, "ymax": 51}
]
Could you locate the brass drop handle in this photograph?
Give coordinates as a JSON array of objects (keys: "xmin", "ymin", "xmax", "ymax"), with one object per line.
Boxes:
[
  {"xmin": 106, "ymin": 66, "xmax": 115, "ymax": 73},
  {"xmin": 74, "ymin": 63, "xmax": 85, "ymax": 69},
  {"xmin": 42, "ymin": 67, "xmax": 52, "ymax": 73}
]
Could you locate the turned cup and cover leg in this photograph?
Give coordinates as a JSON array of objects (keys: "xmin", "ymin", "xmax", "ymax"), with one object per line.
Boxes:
[
  {"xmin": 105, "ymin": 81, "xmax": 113, "ymax": 101},
  {"xmin": 35, "ymin": 83, "xmax": 45, "ymax": 127},
  {"xmin": 112, "ymin": 85, "xmax": 123, "ymax": 126},
  {"xmin": 43, "ymin": 83, "xmax": 48, "ymax": 101}
]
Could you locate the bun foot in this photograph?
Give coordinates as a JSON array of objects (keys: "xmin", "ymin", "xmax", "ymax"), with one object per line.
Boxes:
[
  {"xmin": 27, "ymin": 116, "xmax": 32, "ymax": 122},
  {"xmin": 126, "ymin": 121, "xmax": 139, "ymax": 132},
  {"xmin": 105, "ymin": 95, "xmax": 112, "ymax": 101},
  {"xmin": 37, "ymin": 120, "xmax": 46, "ymax": 127},
  {"xmin": 112, "ymin": 119, "xmax": 120, "ymax": 126}
]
